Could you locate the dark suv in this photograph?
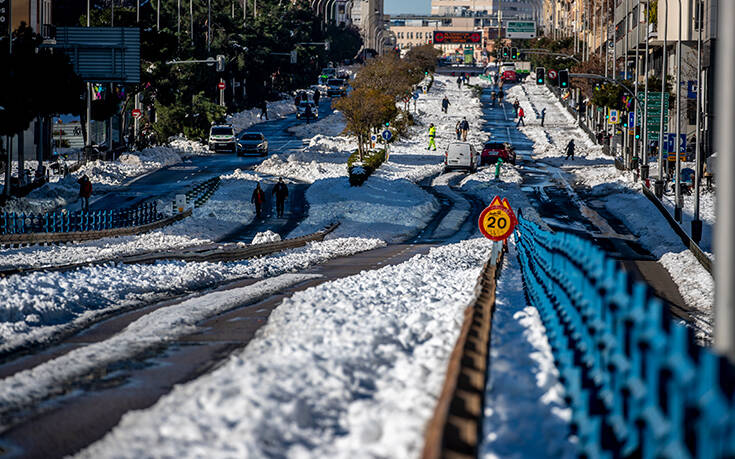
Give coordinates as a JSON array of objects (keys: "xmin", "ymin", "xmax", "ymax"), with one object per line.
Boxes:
[{"xmin": 481, "ymin": 141, "xmax": 516, "ymax": 165}]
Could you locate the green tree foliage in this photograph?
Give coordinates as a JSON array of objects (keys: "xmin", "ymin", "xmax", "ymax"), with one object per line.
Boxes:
[
  {"xmin": 0, "ymin": 24, "xmax": 84, "ymax": 137},
  {"xmin": 83, "ymin": 0, "xmax": 361, "ymax": 141},
  {"xmin": 334, "ymin": 87, "xmax": 396, "ymax": 159}
]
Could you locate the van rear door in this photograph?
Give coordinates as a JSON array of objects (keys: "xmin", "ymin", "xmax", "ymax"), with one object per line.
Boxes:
[{"xmin": 447, "ymin": 143, "xmax": 471, "ymax": 168}]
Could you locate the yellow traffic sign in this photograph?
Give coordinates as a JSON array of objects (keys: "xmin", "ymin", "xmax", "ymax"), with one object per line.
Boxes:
[{"xmin": 479, "ymin": 196, "xmax": 516, "ymax": 241}]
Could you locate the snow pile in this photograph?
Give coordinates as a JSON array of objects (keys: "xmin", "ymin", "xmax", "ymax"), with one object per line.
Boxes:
[
  {"xmin": 78, "ymin": 238, "xmax": 494, "ymax": 458},
  {"xmin": 251, "ymin": 230, "xmax": 282, "ymax": 244},
  {"xmin": 481, "ymin": 241, "xmax": 576, "ymax": 458},
  {"xmin": 288, "ymin": 110, "xmax": 346, "ymax": 138},
  {"xmin": 227, "ymin": 99, "xmax": 297, "ymax": 132},
  {"xmin": 291, "ymin": 176, "xmax": 438, "ymax": 243},
  {"xmin": 256, "ymin": 152, "xmax": 348, "ymax": 183},
  {"xmin": 0, "ymin": 237, "xmax": 385, "ymax": 354}
]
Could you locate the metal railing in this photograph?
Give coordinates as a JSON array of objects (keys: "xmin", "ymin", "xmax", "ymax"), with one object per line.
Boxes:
[
  {"xmin": 0, "ymin": 202, "xmax": 160, "ymax": 235},
  {"xmin": 515, "ymin": 214, "xmax": 735, "ymax": 458}
]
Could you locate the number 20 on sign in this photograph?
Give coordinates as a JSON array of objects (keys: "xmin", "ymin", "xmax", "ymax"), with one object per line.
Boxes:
[{"xmin": 478, "ymin": 196, "xmax": 517, "ymax": 241}]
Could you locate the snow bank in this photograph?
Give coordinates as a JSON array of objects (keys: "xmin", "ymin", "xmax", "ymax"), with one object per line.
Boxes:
[
  {"xmin": 252, "ymin": 230, "xmax": 282, "ymax": 244},
  {"xmin": 0, "ymin": 237, "xmax": 384, "ymax": 354},
  {"xmin": 291, "ymin": 176, "xmax": 438, "ymax": 243},
  {"xmin": 227, "ymin": 99, "xmax": 297, "ymax": 132},
  {"xmin": 78, "ymin": 238, "xmax": 494, "ymax": 459}
]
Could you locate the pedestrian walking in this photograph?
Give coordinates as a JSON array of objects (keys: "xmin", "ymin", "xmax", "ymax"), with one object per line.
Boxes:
[
  {"xmin": 564, "ymin": 139, "xmax": 575, "ymax": 160},
  {"xmin": 455, "ymin": 121, "xmax": 462, "ymax": 140},
  {"xmin": 441, "ymin": 96, "xmax": 450, "ymax": 114},
  {"xmin": 273, "ymin": 178, "xmax": 289, "ymax": 218},
  {"xmin": 427, "ymin": 123, "xmax": 437, "ymax": 151},
  {"xmin": 304, "ymin": 104, "xmax": 313, "ymax": 124},
  {"xmin": 513, "ymin": 99, "xmax": 520, "ymax": 116},
  {"xmin": 460, "ymin": 117, "xmax": 470, "ymax": 141},
  {"xmin": 77, "ymin": 175, "xmax": 92, "ymax": 212},
  {"xmin": 295, "ymin": 93, "xmax": 301, "ymax": 106},
  {"xmin": 457, "ymin": 76, "xmax": 462, "ymax": 89},
  {"xmin": 490, "ymin": 90, "xmax": 497, "ymax": 106},
  {"xmin": 516, "ymin": 106, "xmax": 525, "ymax": 126},
  {"xmin": 259, "ymin": 99, "xmax": 268, "ymax": 120},
  {"xmin": 251, "ymin": 182, "xmax": 266, "ymax": 218},
  {"xmin": 540, "ymin": 107, "xmax": 546, "ymax": 127},
  {"xmin": 313, "ymin": 89, "xmax": 321, "ymax": 106},
  {"xmin": 497, "ymin": 90, "xmax": 504, "ymax": 104}
]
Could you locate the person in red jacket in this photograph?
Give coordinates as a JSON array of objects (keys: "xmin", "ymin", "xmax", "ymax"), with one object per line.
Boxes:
[
  {"xmin": 77, "ymin": 175, "xmax": 92, "ymax": 212},
  {"xmin": 516, "ymin": 106, "xmax": 526, "ymax": 127},
  {"xmin": 251, "ymin": 182, "xmax": 266, "ymax": 218}
]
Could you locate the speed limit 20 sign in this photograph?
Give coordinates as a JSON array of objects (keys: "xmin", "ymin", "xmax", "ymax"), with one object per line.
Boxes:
[{"xmin": 478, "ymin": 196, "xmax": 517, "ymax": 241}]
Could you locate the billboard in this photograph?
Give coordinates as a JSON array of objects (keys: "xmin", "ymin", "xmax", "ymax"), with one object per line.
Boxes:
[
  {"xmin": 432, "ymin": 31, "xmax": 482, "ymax": 45},
  {"xmin": 51, "ymin": 27, "xmax": 141, "ymax": 83},
  {"xmin": 506, "ymin": 21, "xmax": 536, "ymax": 39}
]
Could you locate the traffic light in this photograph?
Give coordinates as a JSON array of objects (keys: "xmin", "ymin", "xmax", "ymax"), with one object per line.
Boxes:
[
  {"xmin": 511, "ymin": 47, "xmax": 518, "ymax": 59},
  {"xmin": 216, "ymin": 54, "xmax": 225, "ymax": 72},
  {"xmin": 536, "ymin": 67, "xmax": 545, "ymax": 85},
  {"xmin": 635, "ymin": 126, "xmax": 641, "ymax": 140},
  {"xmin": 558, "ymin": 69, "xmax": 569, "ymax": 88},
  {"xmin": 502, "ymin": 47, "xmax": 509, "ymax": 59}
]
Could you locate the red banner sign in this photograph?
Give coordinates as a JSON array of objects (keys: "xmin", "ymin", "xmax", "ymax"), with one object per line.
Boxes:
[{"xmin": 432, "ymin": 31, "xmax": 482, "ymax": 44}]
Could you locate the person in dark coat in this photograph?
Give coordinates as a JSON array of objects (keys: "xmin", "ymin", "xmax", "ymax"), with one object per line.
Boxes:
[
  {"xmin": 459, "ymin": 117, "xmax": 470, "ymax": 141},
  {"xmin": 251, "ymin": 182, "xmax": 266, "ymax": 218},
  {"xmin": 313, "ymin": 89, "xmax": 321, "ymax": 106},
  {"xmin": 273, "ymin": 178, "xmax": 289, "ymax": 218},
  {"xmin": 457, "ymin": 76, "xmax": 463, "ymax": 89},
  {"xmin": 441, "ymin": 96, "xmax": 450, "ymax": 113},
  {"xmin": 564, "ymin": 139, "xmax": 575, "ymax": 160},
  {"xmin": 304, "ymin": 104, "xmax": 313, "ymax": 124},
  {"xmin": 540, "ymin": 107, "xmax": 546, "ymax": 127},
  {"xmin": 259, "ymin": 99, "xmax": 268, "ymax": 120},
  {"xmin": 77, "ymin": 175, "xmax": 92, "ymax": 212},
  {"xmin": 497, "ymin": 89, "xmax": 505, "ymax": 104}
]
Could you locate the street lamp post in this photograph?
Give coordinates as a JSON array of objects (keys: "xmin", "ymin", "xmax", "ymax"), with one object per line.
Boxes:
[
  {"xmin": 674, "ymin": 0, "xmax": 683, "ymax": 222},
  {"xmin": 632, "ymin": 0, "xmax": 641, "ymax": 173},
  {"xmin": 641, "ymin": 0, "xmax": 650, "ymax": 179},
  {"xmin": 692, "ymin": 0, "xmax": 705, "ymax": 242},
  {"xmin": 655, "ymin": 0, "xmax": 668, "ymax": 198}
]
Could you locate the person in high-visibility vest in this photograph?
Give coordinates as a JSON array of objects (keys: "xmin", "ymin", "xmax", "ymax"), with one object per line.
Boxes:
[{"xmin": 427, "ymin": 123, "xmax": 437, "ymax": 151}]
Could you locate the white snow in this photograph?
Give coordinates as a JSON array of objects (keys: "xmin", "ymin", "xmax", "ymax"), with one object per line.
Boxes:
[
  {"xmin": 227, "ymin": 98, "xmax": 297, "ymax": 132},
  {"xmin": 77, "ymin": 238, "xmax": 494, "ymax": 459},
  {"xmin": 251, "ymin": 230, "xmax": 282, "ymax": 244},
  {"xmin": 480, "ymin": 240, "xmax": 576, "ymax": 458},
  {"xmin": 0, "ymin": 237, "xmax": 384, "ymax": 355}
]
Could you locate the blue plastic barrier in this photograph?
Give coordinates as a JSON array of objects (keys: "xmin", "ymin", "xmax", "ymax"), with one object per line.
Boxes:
[
  {"xmin": 0, "ymin": 201, "xmax": 162, "ymax": 235},
  {"xmin": 515, "ymin": 215, "xmax": 735, "ymax": 459}
]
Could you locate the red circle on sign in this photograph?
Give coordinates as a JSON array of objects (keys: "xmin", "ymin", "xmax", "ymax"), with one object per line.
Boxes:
[
  {"xmin": 470, "ymin": 32, "xmax": 481, "ymax": 42},
  {"xmin": 478, "ymin": 205, "xmax": 516, "ymax": 241},
  {"xmin": 217, "ymin": 82, "xmax": 226, "ymax": 90},
  {"xmin": 434, "ymin": 32, "xmax": 445, "ymax": 43},
  {"xmin": 132, "ymin": 109, "xmax": 142, "ymax": 119},
  {"xmin": 548, "ymin": 70, "xmax": 557, "ymax": 79}
]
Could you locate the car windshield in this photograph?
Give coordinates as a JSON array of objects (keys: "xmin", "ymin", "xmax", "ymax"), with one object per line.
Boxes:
[
  {"xmin": 327, "ymin": 79, "xmax": 343, "ymax": 86},
  {"xmin": 211, "ymin": 127, "xmax": 233, "ymax": 135},
  {"xmin": 299, "ymin": 102, "xmax": 313, "ymax": 108},
  {"xmin": 240, "ymin": 134, "xmax": 263, "ymax": 141},
  {"xmin": 484, "ymin": 143, "xmax": 506, "ymax": 149}
]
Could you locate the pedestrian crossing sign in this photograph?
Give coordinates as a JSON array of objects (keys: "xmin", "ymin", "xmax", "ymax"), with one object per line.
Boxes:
[{"xmin": 608, "ymin": 109, "xmax": 620, "ymax": 124}]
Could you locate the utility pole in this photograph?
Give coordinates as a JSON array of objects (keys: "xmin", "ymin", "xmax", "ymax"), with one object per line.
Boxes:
[
  {"xmin": 632, "ymin": 0, "xmax": 641, "ymax": 172},
  {"xmin": 674, "ymin": 0, "xmax": 683, "ymax": 222},
  {"xmin": 715, "ymin": 0, "xmax": 735, "ymax": 362},
  {"xmin": 692, "ymin": 0, "xmax": 704, "ymax": 242},
  {"xmin": 208, "ymin": 0, "xmax": 211, "ymax": 53},
  {"xmin": 641, "ymin": 0, "xmax": 650, "ymax": 179},
  {"xmin": 190, "ymin": 0, "xmax": 194, "ymax": 44},
  {"xmin": 157, "ymin": 0, "xmax": 160, "ymax": 31},
  {"xmin": 656, "ymin": 0, "xmax": 668, "ymax": 198}
]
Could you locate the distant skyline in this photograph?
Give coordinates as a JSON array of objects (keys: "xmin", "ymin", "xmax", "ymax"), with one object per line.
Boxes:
[{"xmin": 385, "ymin": 0, "xmax": 430, "ymax": 15}]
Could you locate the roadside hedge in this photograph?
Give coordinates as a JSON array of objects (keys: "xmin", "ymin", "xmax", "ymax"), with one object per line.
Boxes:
[{"xmin": 347, "ymin": 149, "xmax": 386, "ymax": 186}]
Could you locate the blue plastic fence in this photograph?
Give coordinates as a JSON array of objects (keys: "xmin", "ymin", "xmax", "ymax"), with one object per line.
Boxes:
[
  {"xmin": 0, "ymin": 202, "xmax": 161, "ymax": 235},
  {"xmin": 515, "ymin": 214, "xmax": 735, "ymax": 459}
]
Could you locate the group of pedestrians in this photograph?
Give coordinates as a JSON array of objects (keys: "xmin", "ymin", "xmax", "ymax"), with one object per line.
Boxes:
[
  {"xmin": 251, "ymin": 178, "xmax": 289, "ymax": 219},
  {"xmin": 456, "ymin": 74, "xmax": 470, "ymax": 89}
]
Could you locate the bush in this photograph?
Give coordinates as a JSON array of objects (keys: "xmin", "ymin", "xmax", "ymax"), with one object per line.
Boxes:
[{"xmin": 347, "ymin": 149, "xmax": 386, "ymax": 186}]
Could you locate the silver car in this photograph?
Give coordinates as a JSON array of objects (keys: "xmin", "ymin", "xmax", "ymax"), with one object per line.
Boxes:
[{"xmin": 237, "ymin": 132, "xmax": 268, "ymax": 156}]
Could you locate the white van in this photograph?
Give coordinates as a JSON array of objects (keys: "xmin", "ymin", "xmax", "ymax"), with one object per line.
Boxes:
[{"xmin": 444, "ymin": 142, "xmax": 479, "ymax": 173}]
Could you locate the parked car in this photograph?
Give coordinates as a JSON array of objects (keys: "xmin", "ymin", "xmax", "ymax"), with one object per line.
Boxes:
[
  {"xmin": 296, "ymin": 101, "xmax": 319, "ymax": 120},
  {"xmin": 481, "ymin": 141, "xmax": 516, "ymax": 165},
  {"xmin": 444, "ymin": 142, "xmax": 479, "ymax": 173},
  {"xmin": 236, "ymin": 132, "xmax": 268, "ymax": 156},
  {"xmin": 327, "ymin": 78, "xmax": 347, "ymax": 97},
  {"xmin": 208, "ymin": 124, "xmax": 236, "ymax": 153},
  {"xmin": 500, "ymin": 70, "xmax": 517, "ymax": 83}
]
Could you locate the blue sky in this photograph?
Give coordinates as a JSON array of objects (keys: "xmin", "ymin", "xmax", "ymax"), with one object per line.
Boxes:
[{"xmin": 385, "ymin": 0, "xmax": 430, "ymax": 15}]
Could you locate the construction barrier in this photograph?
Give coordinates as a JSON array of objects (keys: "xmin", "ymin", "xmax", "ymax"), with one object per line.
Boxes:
[{"xmin": 515, "ymin": 214, "xmax": 735, "ymax": 458}]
